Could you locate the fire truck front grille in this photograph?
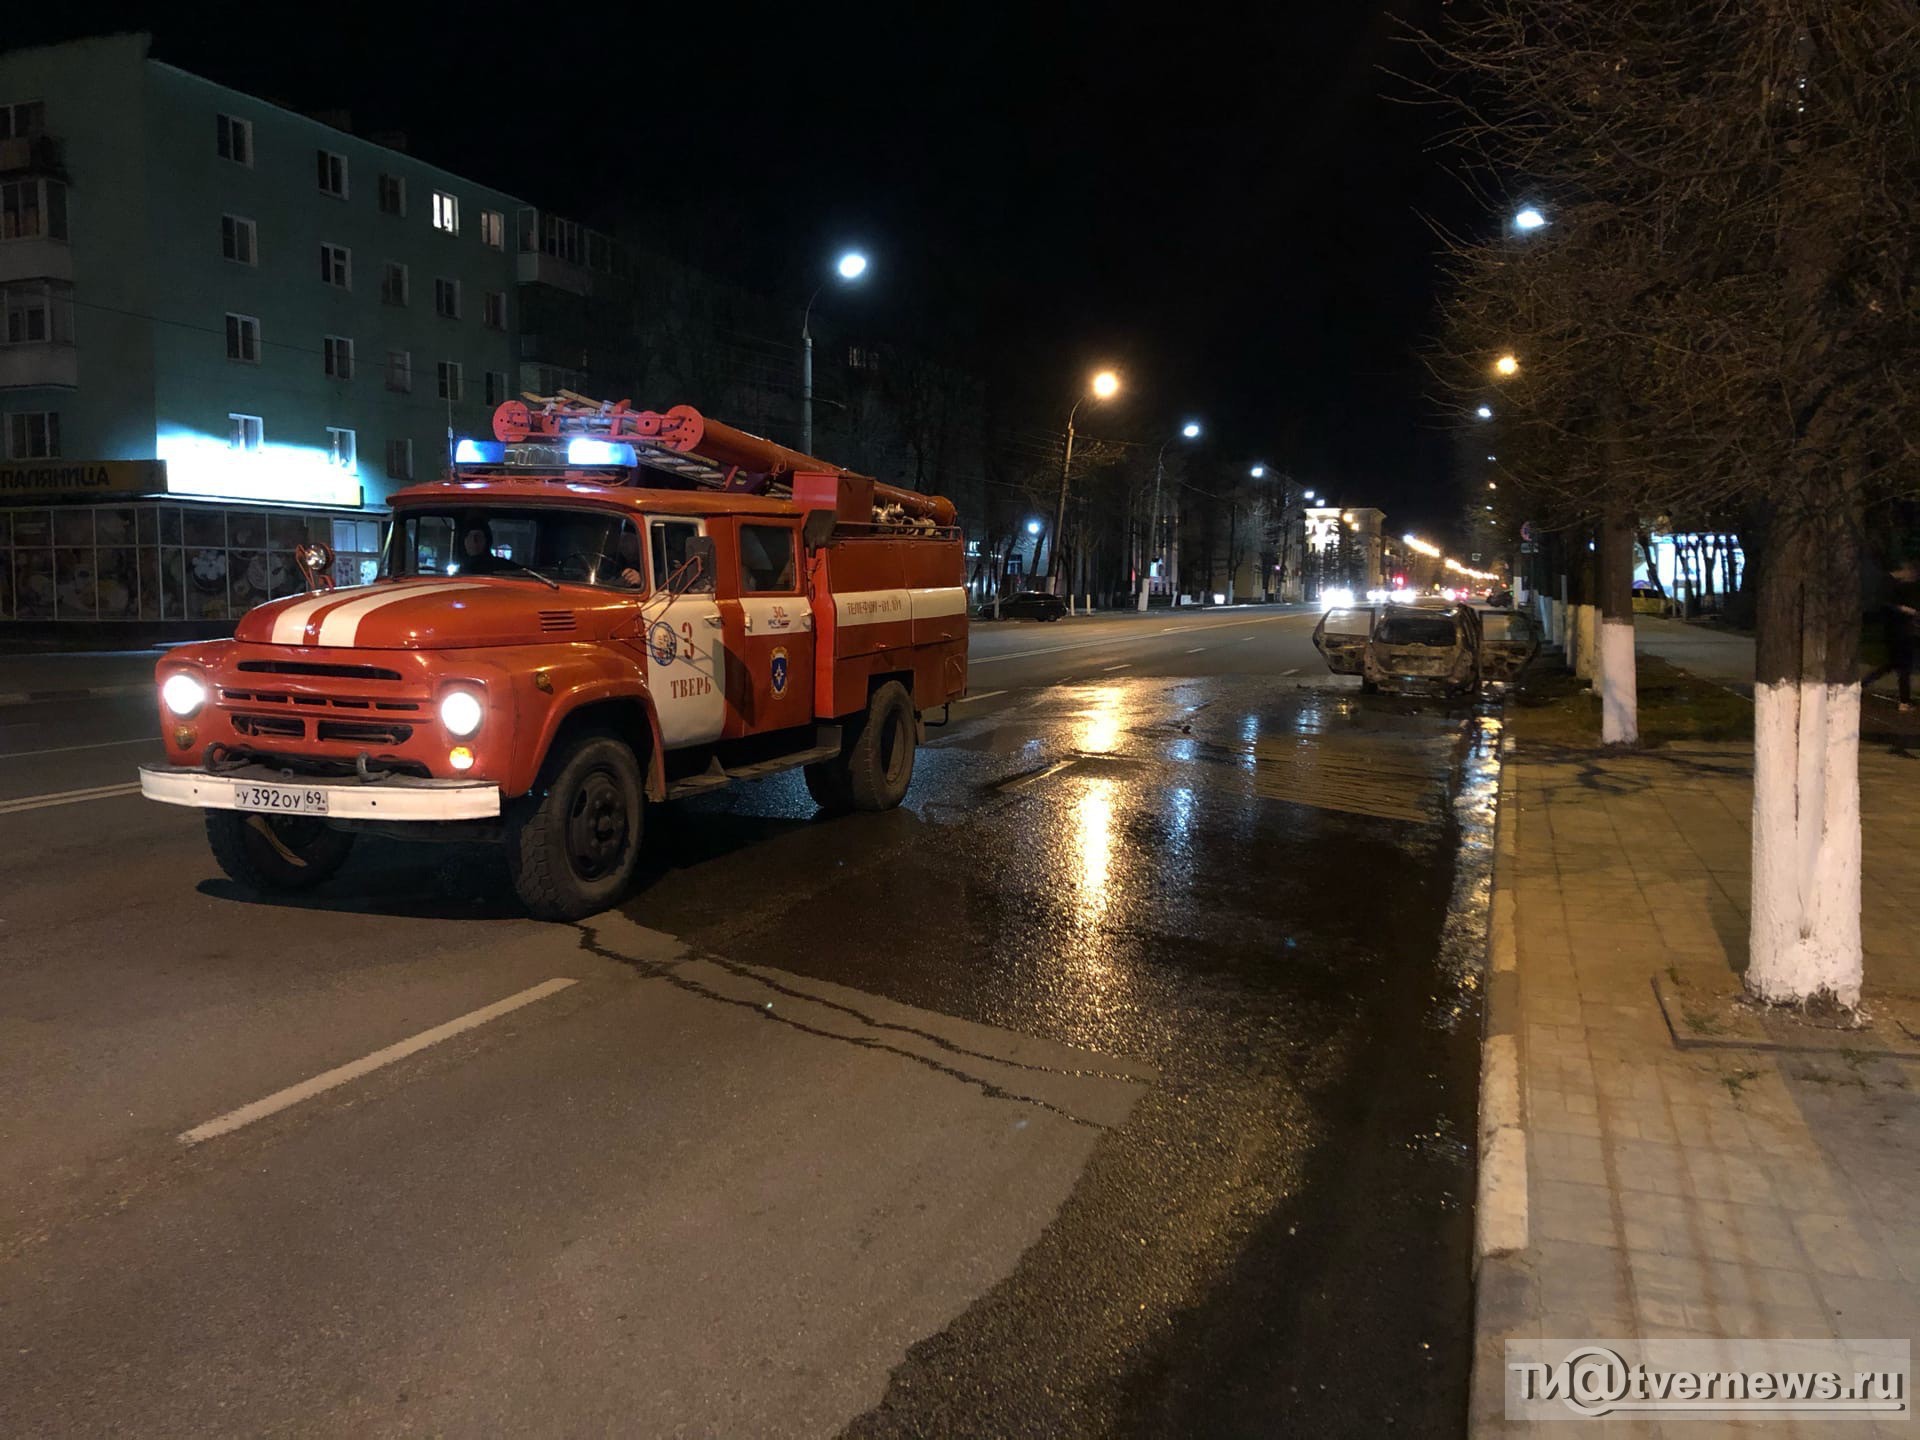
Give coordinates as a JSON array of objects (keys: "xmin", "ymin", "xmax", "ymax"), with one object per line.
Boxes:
[
  {"xmin": 316, "ymin": 720, "xmax": 415, "ymax": 745},
  {"xmin": 221, "ymin": 688, "xmax": 424, "ymax": 713},
  {"xmin": 231, "ymin": 714, "xmax": 305, "ymax": 739},
  {"xmin": 236, "ymin": 661, "xmax": 405, "ymax": 682}
]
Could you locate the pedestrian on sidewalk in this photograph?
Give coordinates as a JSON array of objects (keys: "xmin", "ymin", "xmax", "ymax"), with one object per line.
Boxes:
[{"xmin": 1863, "ymin": 559, "xmax": 1918, "ymax": 711}]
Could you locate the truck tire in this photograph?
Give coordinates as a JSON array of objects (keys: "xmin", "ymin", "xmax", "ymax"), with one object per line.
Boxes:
[
  {"xmin": 508, "ymin": 734, "xmax": 644, "ymax": 921},
  {"xmin": 846, "ymin": 681, "xmax": 917, "ymax": 812},
  {"xmin": 205, "ymin": 811, "xmax": 355, "ymax": 892},
  {"xmin": 802, "ymin": 759, "xmax": 854, "ymax": 813}
]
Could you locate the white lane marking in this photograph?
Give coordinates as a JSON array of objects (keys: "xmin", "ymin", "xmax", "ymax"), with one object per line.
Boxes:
[
  {"xmin": 314, "ymin": 582, "xmax": 485, "ymax": 647},
  {"xmin": 179, "ymin": 977, "xmax": 579, "ymax": 1146},
  {"xmin": 1185, "ymin": 647, "xmax": 1208, "ymax": 654},
  {"xmin": 1282, "ymin": 667, "xmax": 1301, "ymax": 676},
  {"xmin": 1240, "ymin": 636, "xmax": 1257, "ymax": 642},
  {"xmin": 0, "ymin": 781, "xmax": 143, "ymax": 815},
  {"xmin": 1102, "ymin": 662, "xmax": 1131, "ymax": 672},
  {"xmin": 996, "ymin": 758, "xmax": 1078, "ymax": 793},
  {"xmin": 973, "ymin": 612, "xmax": 1298, "ymax": 666},
  {"xmin": 956, "ymin": 690, "xmax": 1007, "ymax": 704},
  {"xmin": 0, "ymin": 736, "xmax": 154, "ymax": 760}
]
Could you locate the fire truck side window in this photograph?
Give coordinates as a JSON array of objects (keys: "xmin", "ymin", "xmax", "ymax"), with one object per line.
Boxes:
[
  {"xmin": 649, "ymin": 519, "xmax": 712, "ymax": 593},
  {"xmin": 738, "ymin": 524, "xmax": 798, "ymax": 593}
]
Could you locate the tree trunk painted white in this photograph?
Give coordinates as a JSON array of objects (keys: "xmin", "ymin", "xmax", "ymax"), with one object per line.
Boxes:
[
  {"xmin": 1746, "ymin": 487, "xmax": 1864, "ymax": 1009},
  {"xmin": 1598, "ymin": 509, "xmax": 1638, "ymax": 746},
  {"xmin": 1599, "ymin": 620, "xmax": 1638, "ymax": 744},
  {"xmin": 1747, "ymin": 682, "xmax": 1862, "ymax": 1007}
]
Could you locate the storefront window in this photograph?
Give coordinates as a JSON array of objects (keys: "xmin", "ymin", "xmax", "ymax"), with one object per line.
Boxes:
[{"xmin": 0, "ymin": 503, "xmax": 387, "ymax": 622}]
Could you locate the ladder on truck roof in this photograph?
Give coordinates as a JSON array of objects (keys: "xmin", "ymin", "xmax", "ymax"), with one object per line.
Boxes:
[{"xmin": 469, "ymin": 394, "xmax": 960, "ymax": 531}]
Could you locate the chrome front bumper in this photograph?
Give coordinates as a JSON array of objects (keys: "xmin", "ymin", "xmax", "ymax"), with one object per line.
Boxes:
[{"xmin": 139, "ymin": 764, "xmax": 501, "ymax": 821}]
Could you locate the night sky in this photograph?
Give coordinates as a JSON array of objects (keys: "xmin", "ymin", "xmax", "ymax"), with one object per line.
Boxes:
[{"xmin": 12, "ymin": 1, "xmax": 1468, "ymax": 529}]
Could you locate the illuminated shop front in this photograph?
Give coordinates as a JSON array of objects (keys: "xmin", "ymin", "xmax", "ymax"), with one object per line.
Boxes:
[{"xmin": 0, "ymin": 455, "xmax": 384, "ymax": 626}]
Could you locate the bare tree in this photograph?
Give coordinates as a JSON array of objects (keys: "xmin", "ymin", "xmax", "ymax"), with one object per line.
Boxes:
[{"xmin": 1425, "ymin": 0, "xmax": 1920, "ymax": 1007}]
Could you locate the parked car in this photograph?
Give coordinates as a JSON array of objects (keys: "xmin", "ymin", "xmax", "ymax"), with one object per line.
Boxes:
[
  {"xmin": 1311, "ymin": 602, "xmax": 1540, "ymax": 696},
  {"xmin": 978, "ymin": 590, "xmax": 1068, "ymax": 621}
]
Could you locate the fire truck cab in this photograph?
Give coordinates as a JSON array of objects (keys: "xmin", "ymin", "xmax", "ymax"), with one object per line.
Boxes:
[{"xmin": 139, "ymin": 397, "xmax": 968, "ymax": 919}]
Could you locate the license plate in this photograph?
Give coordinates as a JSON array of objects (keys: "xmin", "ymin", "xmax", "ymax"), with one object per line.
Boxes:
[{"xmin": 232, "ymin": 782, "xmax": 329, "ymax": 816}]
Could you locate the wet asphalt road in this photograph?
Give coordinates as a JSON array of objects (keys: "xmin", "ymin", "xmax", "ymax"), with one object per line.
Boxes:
[{"xmin": 0, "ymin": 607, "xmax": 1495, "ymax": 1436}]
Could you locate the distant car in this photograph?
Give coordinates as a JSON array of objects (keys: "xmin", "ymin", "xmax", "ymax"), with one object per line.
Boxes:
[
  {"xmin": 977, "ymin": 590, "xmax": 1067, "ymax": 621},
  {"xmin": 1312, "ymin": 601, "xmax": 1540, "ymax": 696}
]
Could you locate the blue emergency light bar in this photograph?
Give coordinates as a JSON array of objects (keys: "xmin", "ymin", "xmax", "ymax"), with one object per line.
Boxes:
[
  {"xmin": 566, "ymin": 438, "xmax": 638, "ymax": 467},
  {"xmin": 453, "ymin": 439, "xmax": 506, "ymax": 464}
]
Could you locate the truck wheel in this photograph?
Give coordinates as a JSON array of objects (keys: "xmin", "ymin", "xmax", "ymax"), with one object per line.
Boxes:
[
  {"xmin": 803, "ymin": 759, "xmax": 854, "ymax": 814},
  {"xmin": 846, "ymin": 681, "xmax": 917, "ymax": 811},
  {"xmin": 205, "ymin": 811, "xmax": 355, "ymax": 892},
  {"xmin": 508, "ymin": 734, "xmax": 644, "ymax": 921}
]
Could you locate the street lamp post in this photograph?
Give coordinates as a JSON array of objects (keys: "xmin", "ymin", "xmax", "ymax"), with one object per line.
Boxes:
[
  {"xmin": 801, "ymin": 252, "xmax": 868, "ymax": 457},
  {"xmin": 1048, "ymin": 369, "xmax": 1119, "ymax": 595},
  {"xmin": 1139, "ymin": 420, "xmax": 1201, "ymax": 611}
]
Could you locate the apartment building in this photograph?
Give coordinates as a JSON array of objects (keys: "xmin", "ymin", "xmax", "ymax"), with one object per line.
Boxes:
[{"xmin": 0, "ymin": 33, "xmax": 521, "ymax": 628}]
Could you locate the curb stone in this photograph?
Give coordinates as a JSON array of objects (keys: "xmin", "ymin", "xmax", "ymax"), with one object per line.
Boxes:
[{"xmin": 1469, "ymin": 735, "xmax": 1531, "ymax": 1433}]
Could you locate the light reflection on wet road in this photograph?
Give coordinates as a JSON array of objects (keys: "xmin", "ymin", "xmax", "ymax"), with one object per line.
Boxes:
[{"xmin": 630, "ymin": 674, "xmax": 1496, "ymax": 1436}]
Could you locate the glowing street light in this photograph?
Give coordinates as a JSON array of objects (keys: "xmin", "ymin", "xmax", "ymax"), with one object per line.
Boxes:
[
  {"xmin": 1027, "ymin": 518, "xmax": 1042, "ymax": 535},
  {"xmin": 1051, "ymin": 369, "xmax": 1123, "ymax": 588},
  {"xmin": 1250, "ymin": 464, "xmax": 1267, "ymax": 479},
  {"xmin": 802, "ymin": 251, "xmax": 871, "ymax": 454},
  {"xmin": 1181, "ymin": 421, "xmax": 1201, "ymax": 439},
  {"xmin": 1304, "ymin": 490, "xmax": 1316, "ymax": 501},
  {"xmin": 1494, "ymin": 354, "xmax": 1519, "ymax": 377},
  {"xmin": 1514, "ymin": 207, "xmax": 1546, "ymax": 232},
  {"xmin": 1476, "ymin": 405, "xmax": 1494, "ymax": 420}
]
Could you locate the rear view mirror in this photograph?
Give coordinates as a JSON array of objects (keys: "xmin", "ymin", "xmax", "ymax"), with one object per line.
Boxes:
[
  {"xmin": 803, "ymin": 509, "xmax": 837, "ymax": 550},
  {"xmin": 668, "ymin": 535, "xmax": 717, "ymax": 595}
]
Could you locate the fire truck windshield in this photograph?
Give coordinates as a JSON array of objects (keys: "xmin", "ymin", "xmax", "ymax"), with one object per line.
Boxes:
[{"xmin": 389, "ymin": 507, "xmax": 644, "ymax": 590}]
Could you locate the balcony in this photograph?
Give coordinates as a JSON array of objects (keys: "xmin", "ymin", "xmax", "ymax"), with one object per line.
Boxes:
[
  {"xmin": 0, "ymin": 340, "xmax": 78, "ymax": 389},
  {"xmin": 0, "ymin": 135, "xmax": 66, "ymax": 176},
  {"xmin": 514, "ymin": 207, "xmax": 630, "ymax": 299}
]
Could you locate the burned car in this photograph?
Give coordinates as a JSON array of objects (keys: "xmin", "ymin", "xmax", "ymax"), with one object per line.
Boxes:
[{"xmin": 1311, "ymin": 603, "xmax": 1539, "ymax": 696}]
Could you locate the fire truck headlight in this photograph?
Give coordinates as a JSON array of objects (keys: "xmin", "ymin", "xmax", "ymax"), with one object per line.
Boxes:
[
  {"xmin": 161, "ymin": 672, "xmax": 207, "ymax": 717},
  {"xmin": 439, "ymin": 689, "xmax": 485, "ymax": 737}
]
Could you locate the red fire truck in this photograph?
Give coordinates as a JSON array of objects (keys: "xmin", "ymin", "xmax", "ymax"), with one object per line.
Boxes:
[{"xmin": 139, "ymin": 397, "xmax": 968, "ymax": 919}]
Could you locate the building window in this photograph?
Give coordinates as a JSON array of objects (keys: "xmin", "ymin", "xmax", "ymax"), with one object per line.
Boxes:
[
  {"xmin": 386, "ymin": 349, "xmax": 412, "ymax": 392},
  {"xmin": 327, "ymin": 426, "xmax": 357, "ymax": 471},
  {"xmin": 437, "ymin": 360, "xmax": 463, "ymax": 402},
  {"xmin": 378, "ymin": 173, "xmax": 406, "ymax": 216},
  {"xmin": 216, "ymin": 113, "xmax": 252, "ymax": 166},
  {"xmin": 387, "ymin": 437, "xmax": 413, "ymax": 481},
  {"xmin": 316, "ymin": 149, "xmax": 348, "ymax": 199},
  {"xmin": 848, "ymin": 346, "xmax": 880, "ymax": 371},
  {"xmin": 381, "ymin": 261, "xmax": 409, "ymax": 307},
  {"xmin": 1, "ymin": 178, "xmax": 68, "ymax": 241},
  {"xmin": 227, "ymin": 413, "xmax": 264, "ymax": 453},
  {"xmin": 2, "ymin": 101, "xmax": 47, "ymax": 140},
  {"xmin": 479, "ymin": 209, "xmax": 504, "ymax": 249},
  {"xmin": 482, "ymin": 290, "xmax": 506, "ymax": 330},
  {"xmin": 484, "ymin": 369, "xmax": 509, "ymax": 406},
  {"xmin": 433, "ymin": 277, "xmax": 461, "ymax": 319},
  {"xmin": 225, "ymin": 312, "xmax": 261, "ymax": 363},
  {"xmin": 323, "ymin": 334, "xmax": 354, "ymax": 380},
  {"xmin": 319, "ymin": 242, "xmax": 351, "ymax": 289},
  {"xmin": 5, "ymin": 410, "xmax": 59, "ymax": 458},
  {"xmin": 432, "ymin": 191, "xmax": 459, "ymax": 234},
  {"xmin": 220, "ymin": 214, "xmax": 256, "ymax": 265},
  {"xmin": 2, "ymin": 281, "xmax": 73, "ymax": 345}
]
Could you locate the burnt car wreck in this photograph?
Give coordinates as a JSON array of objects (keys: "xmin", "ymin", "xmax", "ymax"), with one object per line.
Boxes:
[{"xmin": 1311, "ymin": 602, "xmax": 1540, "ymax": 697}]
